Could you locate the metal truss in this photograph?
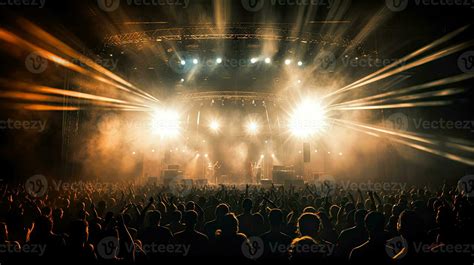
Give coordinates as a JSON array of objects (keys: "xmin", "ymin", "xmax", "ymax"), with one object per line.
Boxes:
[
  {"xmin": 103, "ymin": 23, "xmax": 360, "ymax": 50},
  {"xmin": 177, "ymin": 91, "xmax": 285, "ymax": 103}
]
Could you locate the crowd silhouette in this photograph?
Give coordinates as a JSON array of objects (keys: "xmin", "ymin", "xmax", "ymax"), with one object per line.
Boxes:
[{"xmin": 0, "ymin": 180, "xmax": 472, "ymax": 264}]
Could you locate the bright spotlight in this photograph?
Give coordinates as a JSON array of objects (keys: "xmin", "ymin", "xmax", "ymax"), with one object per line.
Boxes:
[
  {"xmin": 180, "ymin": 60, "xmax": 186, "ymax": 65},
  {"xmin": 216, "ymin": 58, "xmax": 223, "ymax": 64},
  {"xmin": 209, "ymin": 120, "xmax": 220, "ymax": 132},
  {"xmin": 245, "ymin": 121, "xmax": 260, "ymax": 135},
  {"xmin": 204, "ymin": 154, "xmax": 209, "ymax": 158},
  {"xmin": 260, "ymin": 154, "xmax": 265, "ymax": 158},
  {"xmin": 193, "ymin": 58, "xmax": 199, "ymax": 65},
  {"xmin": 151, "ymin": 109, "xmax": 181, "ymax": 138},
  {"xmin": 250, "ymin": 58, "xmax": 258, "ymax": 64},
  {"xmin": 288, "ymin": 99, "xmax": 327, "ymax": 138},
  {"xmin": 264, "ymin": 57, "xmax": 271, "ymax": 64},
  {"xmin": 284, "ymin": 59, "xmax": 291, "ymax": 65},
  {"xmin": 180, "ymin": 78, "xmax": 185, "ymax": 82},
  {"xmin": 297, "ymin": 61, "xmax": 303, "ymax": 66},
  {"xmin": 271, "ymin": 153, "xmax": 275, "ymax": 158}
]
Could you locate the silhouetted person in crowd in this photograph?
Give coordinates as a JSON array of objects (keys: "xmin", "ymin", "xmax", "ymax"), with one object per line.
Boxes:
[
  {"xmin": 0, "ymin": 222, "xmax": 21, "ymax": 263},
  {"xmin": 138, "ymin": 210, "xmax": 173, "ymax": 259},
  {"xmin": 27, "ymin": 215, "xmax": 66, "ymax": 261},
  {"xmin": 293, "ymin": 213, "xmax": 333, "ymax": 263},
  {"xmin": 65, "ymin": 220, "xmax": 97, "ymax": 264},
  {"xmin": 237, "ymin": 198, "xmax": 254, "ymax": 237},
  {"xmin": 204, "ymin": 203, "xmax": 229, "ymax": 240},
  {"xmin": 337, "ymin": 209, "xmax": 368, "ymax": 260},
  {"xmin": 214, "ymin": 213, "xmax": 248, "ymax": 257},
  {"xmin": 260, "ymin": 209, "xmax": 292, "ymax": 260},
  {"xmin": 166, "ymin": 210, "xmax": 186, "ymax": 234},
  {"xmin": 173, "ymin": 210, "xmax": 209, "ymax": 256},
  {"xmin": 393, "ymin": 210, "xmax": 430, "ymax": 264},
  {"xmin": 349, "ymin": 211, "xmax": 391, "ymax": 265}
]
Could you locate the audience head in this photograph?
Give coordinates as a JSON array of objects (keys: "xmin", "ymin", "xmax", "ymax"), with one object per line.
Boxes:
[{"xmin": 297, "ymin": 213, "xmax": 320, "ymax": 238}]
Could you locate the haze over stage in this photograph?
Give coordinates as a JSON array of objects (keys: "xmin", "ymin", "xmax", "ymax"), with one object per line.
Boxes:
[{"xmin": 0, "ymin": 1, "xmax": 473, "ymax": 264}]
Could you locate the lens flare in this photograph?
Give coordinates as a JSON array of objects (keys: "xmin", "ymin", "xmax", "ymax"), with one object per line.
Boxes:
[{"xmin": 288, "ymin": 99, "xmax": 327, "ymax": 138}]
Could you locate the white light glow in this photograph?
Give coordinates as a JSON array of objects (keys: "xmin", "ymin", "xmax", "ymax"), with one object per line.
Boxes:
[
  {"xmin": 264, "ymin": 57, "xmax": 271, "ymax": 64},
  {"xmin": 151, "ymin": 109, "xmax": 181, "ymax": 138},
  {"xmin": 193, "ymin": 58, "xmax": 199, "ymax": 64},
  {"xmin": 245, "ymin": 121, "xmax": 260, "ymax": 135},
  {"xmin": 209, "ymin": 120, "xmax": 220, "ymax": 132},
  {"xmin": 297, "ymin": 61, "xmax": 303, "ymax": 66},
  {"xmin": 216, "ymin": 58, "xmax": 223, "ymax": 64},
  {"xmin": 180, "ymin": 60, "xmax": 186, "ymax": 65},
  {"xmin": 250, "ymin": 58, "xmax": 258, "ymax": 64},
  {"xmin": 288, "ymin": 99, "xmax": 327, "ymax": 138},
  {"xmin": 284, "ymin": 59, "xmax": 291, "ymax": 65}
]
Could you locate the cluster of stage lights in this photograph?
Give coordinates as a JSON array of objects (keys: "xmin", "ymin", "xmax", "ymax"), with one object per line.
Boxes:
[
  {"xmin": 150, "ymin": 99, "xmax": 327, "ymax": 139},
  {"xmin": 179, "ymin": 57, "xmax": 304, "ymax": 66}
]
